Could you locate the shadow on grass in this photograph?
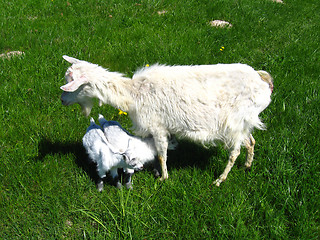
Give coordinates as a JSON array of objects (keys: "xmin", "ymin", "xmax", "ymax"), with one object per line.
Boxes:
[
  {"xmin": 35, "ymin": 137, "xmax": 101, "ymax": 184},
  {"xmin": 167, "ymin": 140, "xmax": 219, "ymax": 170},
  {"xmin": 35, "ymin": 137, "xmax": 220, "ymax": 185}
]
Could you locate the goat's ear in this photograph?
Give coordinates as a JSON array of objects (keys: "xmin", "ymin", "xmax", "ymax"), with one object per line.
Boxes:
[
  {"xmin": 98, "ymin": 114, "xmax": 107, "ymax": 126},
  {"xmin": 63, "ymin": 55, "xmax": 81, "ymax": 64},
  {"xmin": 60, "ymin": 78, "xmax": 87, "ymax": 92}
]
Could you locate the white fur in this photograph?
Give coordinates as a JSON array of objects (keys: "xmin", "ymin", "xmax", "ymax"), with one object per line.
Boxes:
[
  {"xmin": 62, "ymin": 56, "xmax": 273, "ymax": 186},
  {"xmin": 98, "ymin": 114, "xmax": 177, "ymax": 170},
  {"xmin": 82, "ymin": 118, "xmax": 137, "ymax": 191}
]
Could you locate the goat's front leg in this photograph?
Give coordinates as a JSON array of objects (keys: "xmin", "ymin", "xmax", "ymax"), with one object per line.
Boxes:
[
  {"xmin": 154, "ymin": 134, "xmax": 169, "ymax": 181},
  {"xmin": 244, "ymin": 134, "xmax": 255, "ymax": 169},
  {"xmin": 213, "ymin": 146, "xmax": 241, "ymax": 187},
  {"xmin": 97, "ymin": 179, "xmax": 104, "ymax": 192},
  {"xmin": 159, "ymin": 155, "xmax": 168, "ymax": 181},
  {"xmin": 110, "ymin": 168, "xmax": 122, "ymax": 189},
  {"xmin": 97, "ymin": 164, "xmax": 107, "ymax": 192},
  {"xmin": 124, "ymin": 168, "xmax": 134, "ymax": 189}
]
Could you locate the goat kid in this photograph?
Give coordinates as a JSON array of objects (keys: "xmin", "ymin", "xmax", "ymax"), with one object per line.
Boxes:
[
  {"xmin": 82, "ymin": 118, "xmax": 142, "ymax": 191},
  {"xmin": 98, "ymin": 114, "xmax": 178, "ymax": 177}
]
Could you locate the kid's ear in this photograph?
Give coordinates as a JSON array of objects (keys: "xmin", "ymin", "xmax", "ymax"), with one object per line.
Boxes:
[
  {"xmin": 63, "ymin": 55, "xmax": 81, "ymax": 64},
  {"xmin": 98, "ymin": 114, "xmax": 107, "ymax": 126},
  {"xmin": 89, "ymin": 117, "xmax": 95, "ymax": 124},
  {"xmin": 60, "ymin": 77, "xmax": 88, "ymax": 92}
]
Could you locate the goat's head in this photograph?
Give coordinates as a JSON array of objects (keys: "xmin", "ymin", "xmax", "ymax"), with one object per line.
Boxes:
[{"xmin": 60, "ymin": 55, "xmax": 97, "ymax": 116}]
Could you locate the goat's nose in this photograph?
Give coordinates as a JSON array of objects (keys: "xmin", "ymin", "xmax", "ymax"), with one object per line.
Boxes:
[{"xmin": 60, "ymin": 97, "xmax": 66, "ymax": 105}]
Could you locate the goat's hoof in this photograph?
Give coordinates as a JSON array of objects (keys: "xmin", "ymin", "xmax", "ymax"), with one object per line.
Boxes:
[
  {"xmin": 160, "ymin": 175, "xmax": 168, "ymax": 181},
  {"xmin": 97, "ymin": 182, "xmax": 104, "ymax": 192},
  {"xmin": 213, "ymin": 179, "xmax": 222, "ymax": 187},
  {"xmin": 125, "ymin": 183, "xmax": 133, "ymax": 190},
  {"xmin": 115, "ymin": 182, "xmax": 122, "ymax": 189},
  {"xmin": 153, "ymin": 169, "xmax": 161, "ymax": 178}
]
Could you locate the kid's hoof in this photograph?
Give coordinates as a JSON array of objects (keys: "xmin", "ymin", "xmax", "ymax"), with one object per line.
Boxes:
[
  {"xmin": 125, "ymin": 182, "xmax": 133, "ymax": 190},
  {"xmin": 153, "ymin": 169, "xmax": 161, "ymax": 178},
  {"xmin": 97, "ymin": 181, "xmax": 104, "ymax": 192},
  {"xmin": 115, "ymin": 182, "xmax": 122, "ymax": 189}
]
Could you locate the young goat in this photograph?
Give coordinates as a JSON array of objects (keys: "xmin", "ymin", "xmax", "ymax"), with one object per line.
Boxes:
[
  {"xmin": 82, "ymin": 118, "xmax": 142, "ymax": 191},
  {"xmin": 98, "ymin": 114, "xmax": 178, "ymax": 178},
  {"xmin": 62, "ymin": 56, "xmax": 273, "ymax": 186}
]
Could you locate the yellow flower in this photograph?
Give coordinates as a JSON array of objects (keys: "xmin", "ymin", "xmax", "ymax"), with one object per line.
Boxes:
[
  {"xmin": 145, "ymin": 64, "xmax": 150, "ymax": 67},
  {"xmin": 220, "ymin": 46, "xmax": 225, "ymax": 51},
  {"xmin": 118, "ymin": 109, "xmax": 127, "ymax": 115}
]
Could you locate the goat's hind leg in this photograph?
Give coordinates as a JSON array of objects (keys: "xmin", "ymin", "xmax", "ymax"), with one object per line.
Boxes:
[
  {"xmin": 213, "ymin": 146, "xmax": 241, "ymax": 187},
  {"xmin": 244, "ymin": 134, "xmax": 255, "ymax": 169}
]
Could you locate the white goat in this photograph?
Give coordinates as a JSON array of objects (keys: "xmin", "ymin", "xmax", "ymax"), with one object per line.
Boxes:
[
  {"xmin": 82, "ymin": 117, "xmax": 142, "ymax": 191},
  {"xmin": 98, "ymin": 114, "xmax": 178, "ymax": 177},
  {"xmin": 61, "ymin": 56, "xmax": 273, "ymax": 186}
]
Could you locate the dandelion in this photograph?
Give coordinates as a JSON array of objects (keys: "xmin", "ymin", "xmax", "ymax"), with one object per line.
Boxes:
[
  {"xmin": 118, "ymin": 109, "xmax": 127, "ymax": 115},
  {"xmin": 220, "ymin": 46, "xmax": 225, "ymax": 51},
  {"xmin": 145, "ymin": 64, "xmax": 150, "ymax": 67}
]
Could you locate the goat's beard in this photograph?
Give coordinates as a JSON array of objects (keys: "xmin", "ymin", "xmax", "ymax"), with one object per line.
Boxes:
[{"xmin": 79, "ymin": 100, "xmax": 93, "ymax": 117}]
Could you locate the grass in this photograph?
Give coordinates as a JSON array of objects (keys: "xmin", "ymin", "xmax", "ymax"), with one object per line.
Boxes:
[{"xmin": 0, "ymin": 0, "xmax": 319, "ymax": 238}]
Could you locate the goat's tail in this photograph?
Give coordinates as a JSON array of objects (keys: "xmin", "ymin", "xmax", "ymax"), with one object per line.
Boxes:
[{"xmin": 257, "ymin": 70, "xmax": 274, "ymax": 93}]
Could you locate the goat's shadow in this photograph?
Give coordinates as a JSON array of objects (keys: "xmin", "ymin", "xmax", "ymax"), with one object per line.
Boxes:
[
  {"xmin": 36, "ymin": 137, "xmax": 219, "ymax": 185},
  {"xmin": 36, "ymin": 137, "xmax": 102, "ymax": 184},
  {"xmin": 167, "ymin": 140, "xmax": 219, "ymax": 170}
]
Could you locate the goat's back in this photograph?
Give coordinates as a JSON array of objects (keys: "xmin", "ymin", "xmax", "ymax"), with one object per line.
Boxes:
[
  {"xmin": 82, "ymin": 126, "xmax": 112, "ymax": 163},
  {"xmin": 130, "ymin": 63, "xmax": 272, "ymax": 146},
  {"xmin": 102, "ymin": 121, "xmax": 157, "ymax": 164}
]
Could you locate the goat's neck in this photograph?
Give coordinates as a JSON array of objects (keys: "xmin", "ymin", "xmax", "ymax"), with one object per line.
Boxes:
[{"xmin": 92, "ymin": 72, "xmax": 135, "ymax": 112}]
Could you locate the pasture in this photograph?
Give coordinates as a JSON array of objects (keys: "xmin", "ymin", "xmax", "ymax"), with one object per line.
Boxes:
[{"xmin": 0, "ymin": 0, "xmax": 319, "ymax": 238}]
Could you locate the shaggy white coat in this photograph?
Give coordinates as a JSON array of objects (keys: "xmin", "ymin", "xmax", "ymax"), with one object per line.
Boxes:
[
  {"xmin": 82, "ymin": 118, "xmax": 140, "ymax": 191},
  {"xmin": 62, "ymin": 56, "xmax": 273, "ymax": 186}
]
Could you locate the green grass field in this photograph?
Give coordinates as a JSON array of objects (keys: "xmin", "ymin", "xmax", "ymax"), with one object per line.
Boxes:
[{"xmin": 1, "ymin": 0, "xmax": 319, "ymax": 238}]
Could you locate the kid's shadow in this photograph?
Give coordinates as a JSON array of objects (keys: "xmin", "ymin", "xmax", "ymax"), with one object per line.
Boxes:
[{"xmin": 36, "ymin": 138, "xmax": 101, "ymax": 184}]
